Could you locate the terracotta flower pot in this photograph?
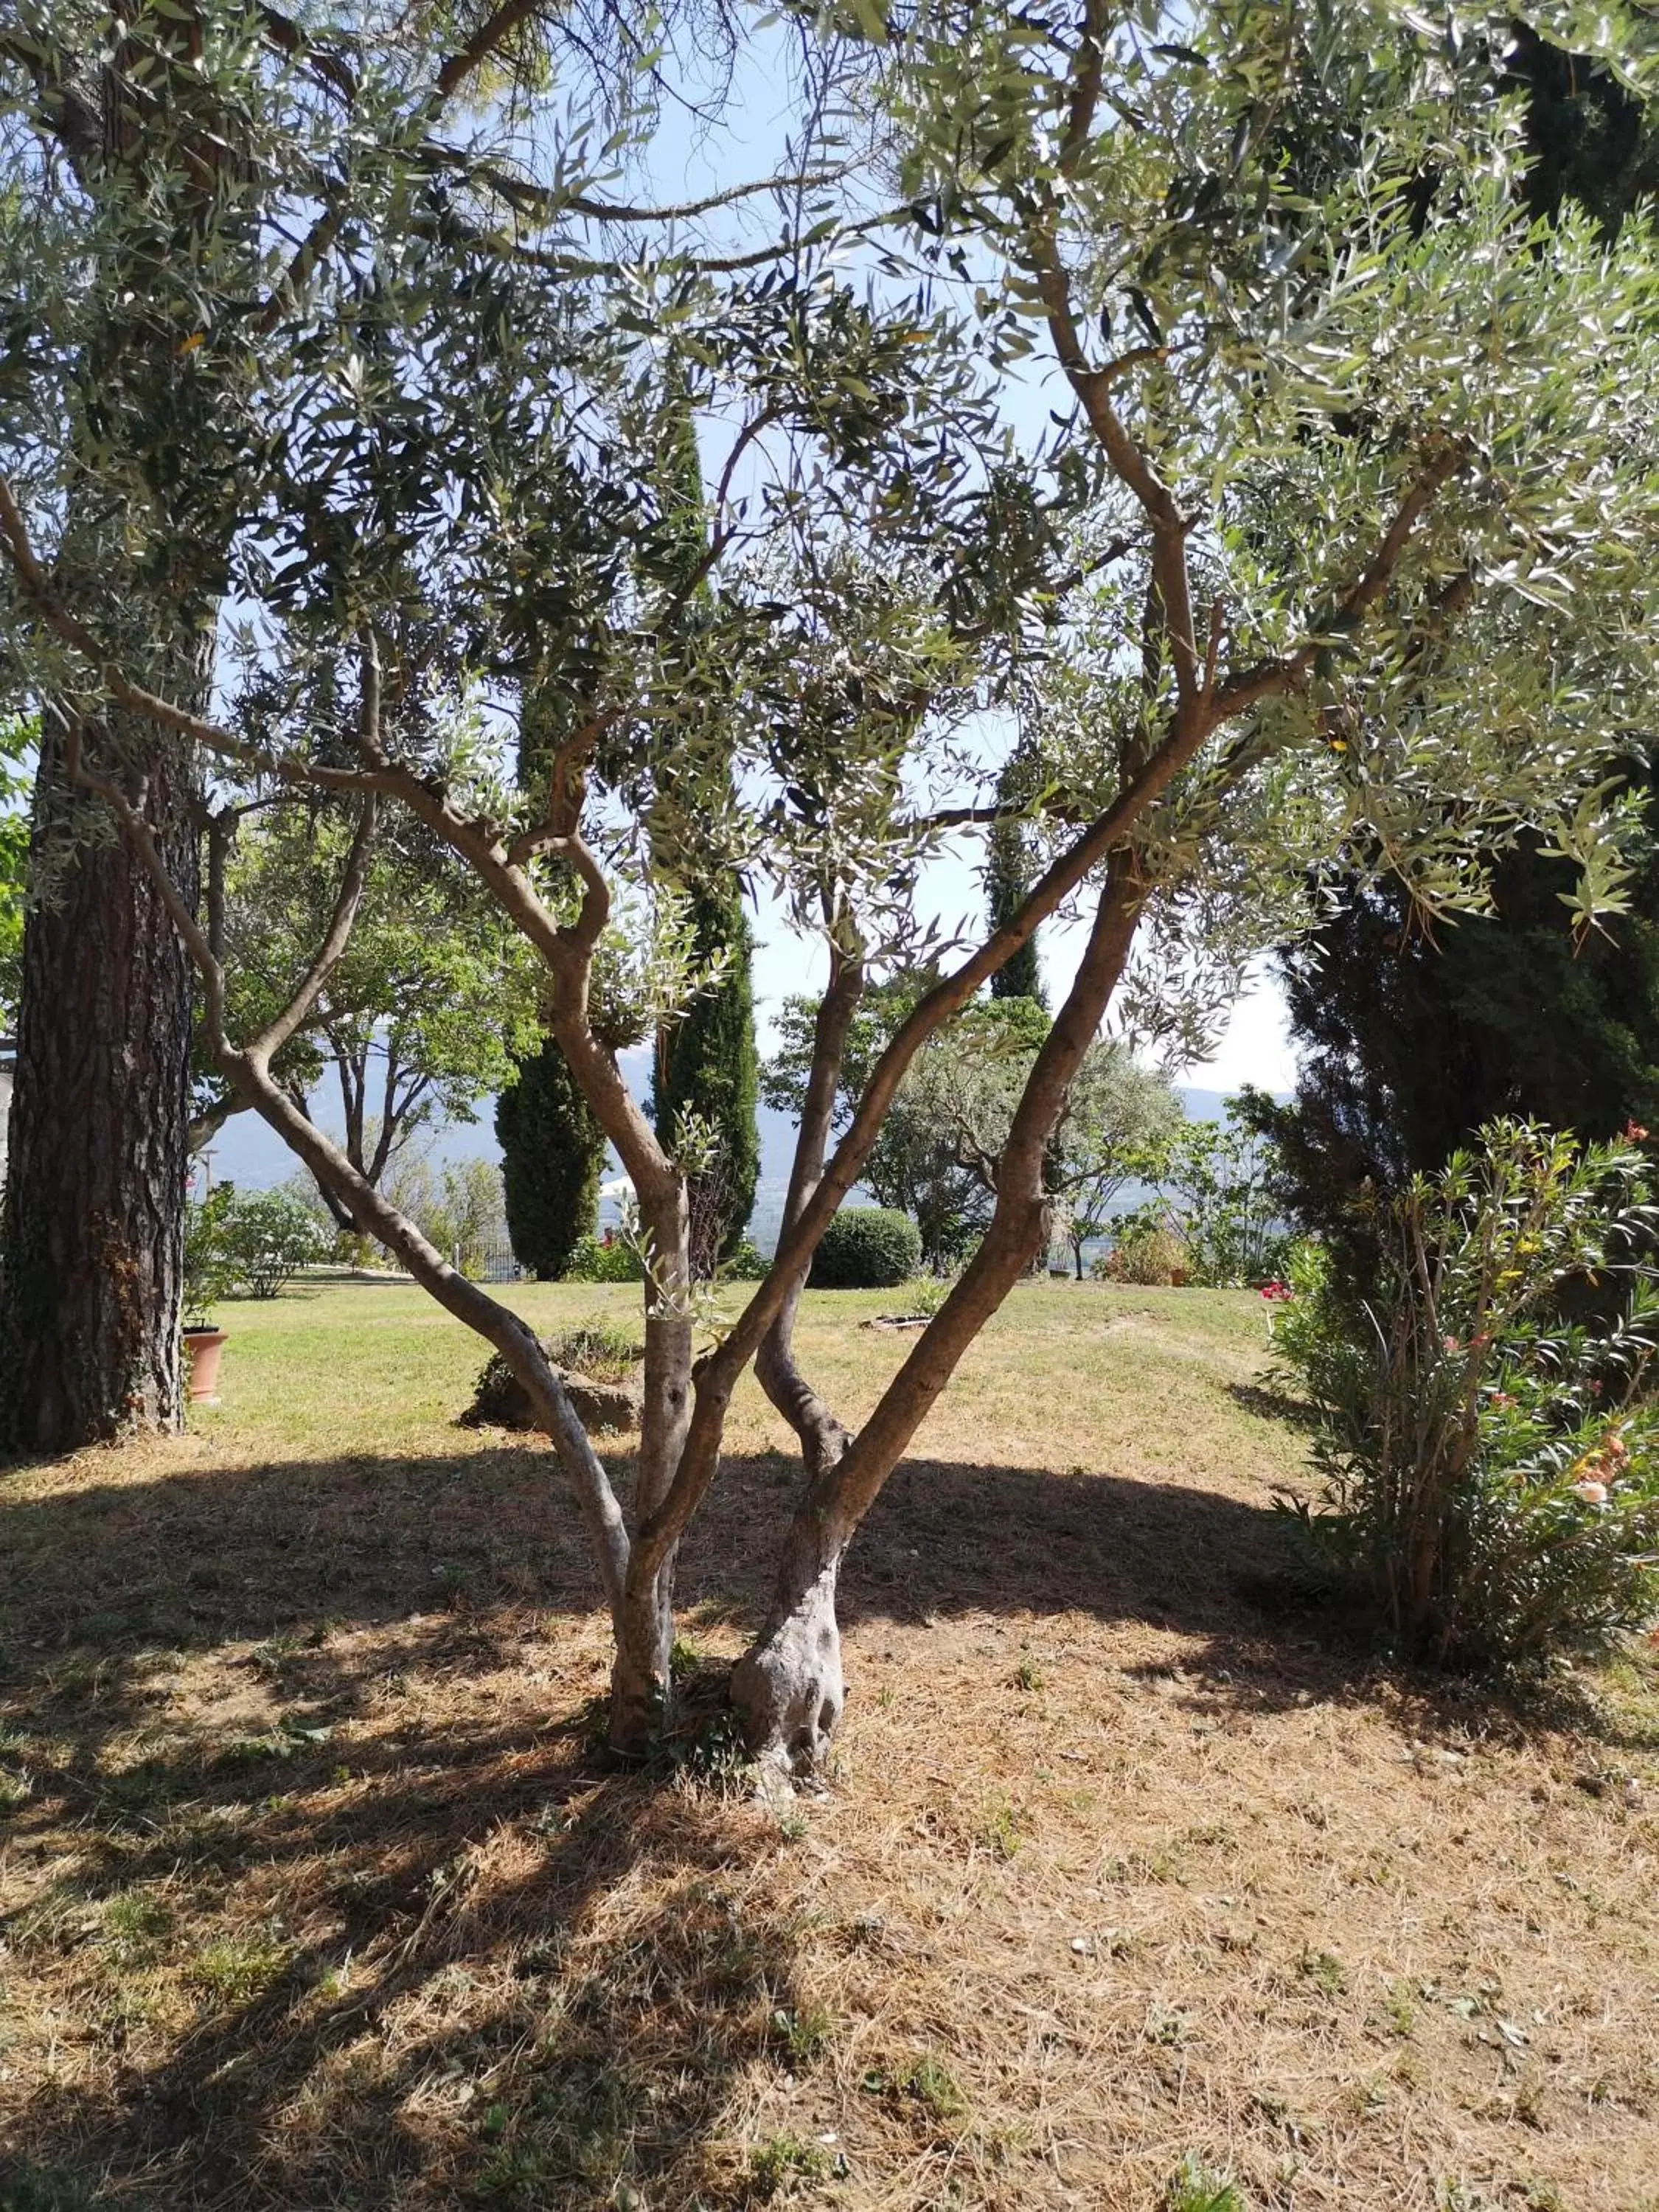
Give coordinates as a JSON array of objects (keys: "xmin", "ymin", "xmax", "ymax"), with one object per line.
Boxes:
[{"xmin": 183, "ymin": 1326, "xmax": 229, "ymax": 1404}]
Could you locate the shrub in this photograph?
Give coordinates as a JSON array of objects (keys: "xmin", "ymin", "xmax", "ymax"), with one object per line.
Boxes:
[
  {"xmin": 182, "ymin": 1182, "xmax": 240, "ymax": 1325},
  {"xmin": 1096, "ymin": 1224, "xmax": 1189, "ymax": 1285},
  {"xmin": 544, "ymin": 1318, "xmax": 644, "ymax": 1385},
  {"xmin": 808, "ymin": 1206, "xmax": 922, "ymax": 1289},
  {"xmin": 723, "ymin": 1237, "xmax": 770, "ymax": 1281},
  {"xmin": 565, "ymin": 1231, "xmax": 645, "ymax": 1283},
  {"xmin": 1273, "ymin": 1121, "xmax": 1659, "ymax": 1669},
  {"xmin": 215, "ymin": 1187, "xmax": 330, "ymax": 1299}
]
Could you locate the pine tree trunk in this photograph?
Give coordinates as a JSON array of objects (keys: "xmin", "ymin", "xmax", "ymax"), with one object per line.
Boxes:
[{"xmin": 0, "ymin": 713, "xmax": 200, "ymax": 1453}]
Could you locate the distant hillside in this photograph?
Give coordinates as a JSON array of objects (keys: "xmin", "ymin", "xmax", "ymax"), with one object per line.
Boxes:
[{"xmin": 208, "ymin": 1071, "xmax": 1267, "ymax": 1256}]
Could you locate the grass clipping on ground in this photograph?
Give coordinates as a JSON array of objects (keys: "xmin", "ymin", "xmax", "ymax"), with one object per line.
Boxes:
[{"xmin": 1, "ymin": 1281, "xmax": 1657, "ymax": 2211}]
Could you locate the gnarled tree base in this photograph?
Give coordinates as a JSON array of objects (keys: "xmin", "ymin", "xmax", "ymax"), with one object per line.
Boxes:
[{"xmin": 731, "ymin": 1526, "xmax": 845, "ymax": 1776}]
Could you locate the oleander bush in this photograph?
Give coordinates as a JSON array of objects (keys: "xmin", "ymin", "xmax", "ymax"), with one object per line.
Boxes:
[{"xmin": 1273, "ymin": 1122, "xmax": 1659, "ymax": 1668}]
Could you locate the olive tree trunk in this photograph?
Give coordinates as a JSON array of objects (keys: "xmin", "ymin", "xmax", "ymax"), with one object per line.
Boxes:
[{"xmin": 734, "ymin": 864, "xmax": 1144, "ymax": 1771}]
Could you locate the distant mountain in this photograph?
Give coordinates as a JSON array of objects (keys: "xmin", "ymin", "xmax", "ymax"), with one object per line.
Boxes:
[{"xmin": 205, "ymin": 1068, "xmax": 1271, "ymax": 1258}]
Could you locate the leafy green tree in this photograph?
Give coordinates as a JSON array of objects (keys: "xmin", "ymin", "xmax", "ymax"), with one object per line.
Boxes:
[
  {"xmin": 430, "ymin": 1158, "xmax": 508, "ymax": 1281},
  {"xmin": 204, "ymin": 804, "xmax": 539, "ymax": 1226},
  {"xmin": 654, "ymin": 886, "xmax": 761, "ymax": 1271},
  {"xmin": 1046, "ymin": 1048, "xmax": 1184, "ymax": 1278},
  {"xmin": 6, "ymin": 0, "xmax": 1659, "ymax": 1784},
  {"xmin": 1265, "ymin": 24, "xmax": 1659, "ymax": 1270},
  {"xmin": 496, "ymin": 1037, "xmax": 608, "ymax": 1279},
  {"xmin": 763, "ymin": 975, "xmax": 1006, "ymax": 1270},
  {"xmin": 215, "ymin": 1187, "xmax": 329, "ymax": 1301},
  {"xmin": 1116, "ymin": 1094, "xmax": 1292, "ymax": 1288}
]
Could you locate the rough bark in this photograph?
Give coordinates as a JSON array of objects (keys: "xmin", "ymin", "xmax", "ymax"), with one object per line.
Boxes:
[
  {"xmin": 729, "ymin": 1503, "xmax": 847, "ymax": 1770},
  {"xmin": 0, "ymin": 706, "xmax": 201, "ymax": 1455}
]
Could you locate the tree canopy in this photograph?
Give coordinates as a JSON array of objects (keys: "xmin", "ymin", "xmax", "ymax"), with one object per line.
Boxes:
[
  {"xmin": 4, "ymin": 0, "xmax": 1659, "ymax": 1771},
  {"xmin": 199, "ymin": 803, "xmax": 541, "ymax": 1208}
]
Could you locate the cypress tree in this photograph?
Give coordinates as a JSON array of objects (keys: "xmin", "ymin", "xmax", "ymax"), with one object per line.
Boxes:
[
  {"xmin": 495, "ymin": 1037, "xmax": 608, "ymax": 1279},
  {"xmin": 1268, "ymin": 37, "xmax": 1659, "ymax": 1261},
  {"xmin": 645, "ymin": 366, "xmax": 760, "ymax": 1270},
  {"xmin": 495, "ymin": 659, "xmax": 611, "ymax": 1278},
  {"xmin": 655, "ymin": 888, "xmax": 760, "ymax": 1270},
  {"xmin": 986, "ymin": 742, "xmax": 1046, "ymax": 1006}
]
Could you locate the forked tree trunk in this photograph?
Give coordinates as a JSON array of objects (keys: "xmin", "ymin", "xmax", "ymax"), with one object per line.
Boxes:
[
  {"xmin": 608, "ymin": 1206, "xmax": 694, "ymax": 1756},
  {"xmin": 737, "ymin": 866, "xmax": 1144, "ymax": 1772},
  {"xmin": 0, "ymin": 715, "xmax": 199, "ymax": 1453}
]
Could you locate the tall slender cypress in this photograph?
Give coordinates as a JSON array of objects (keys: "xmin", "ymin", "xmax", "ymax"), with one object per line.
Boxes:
[
  {"xmin": 647, "ymin": 371, "xmax": 760, "ymax": 1269},
  {"xmin": 985, "ymin": 742, "xmax": 1046, "ymax": 1006},
  {"xmin": 496, "ymin": 1036, "xmax": 608, "ymax": 1279}
]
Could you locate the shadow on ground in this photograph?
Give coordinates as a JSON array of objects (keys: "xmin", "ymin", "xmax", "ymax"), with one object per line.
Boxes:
[{"xmin": 0, "ymin": 1442, "xmax": 1527, "ymax": 2207}]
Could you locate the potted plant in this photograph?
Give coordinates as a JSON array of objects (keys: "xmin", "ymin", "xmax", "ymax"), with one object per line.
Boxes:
[{"xmin": 181, "ymin": 1182, "xmax": 236, "ymax": 1403}]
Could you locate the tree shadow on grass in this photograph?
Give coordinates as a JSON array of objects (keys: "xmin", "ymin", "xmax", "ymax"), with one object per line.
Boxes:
[
  {"xmin": 0, "ymin": 1439, "xmax": 1586, "ymax": 2204},
  {"xmin": 0, "ymin": 1436, "xmax": 1484, "ymax": 1775},
  {"xmin": 1, "ymin": 1742, "xmax": 813, "ymax": 2209}
]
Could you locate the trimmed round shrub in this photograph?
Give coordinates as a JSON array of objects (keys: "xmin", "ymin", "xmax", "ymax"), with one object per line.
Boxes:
[{"xmin": 809, "ymin": 1207, "xmax": 922, "ymax": 1289}]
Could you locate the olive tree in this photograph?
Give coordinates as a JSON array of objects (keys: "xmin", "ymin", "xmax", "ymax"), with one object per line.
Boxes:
[
  {"xmin": 729, "ymin": 0, "xmax": 1659, "ymax": 1764},
  {"xmin": 5, "ymin": 0, "xmax": 1659, "ymax": 1782}
]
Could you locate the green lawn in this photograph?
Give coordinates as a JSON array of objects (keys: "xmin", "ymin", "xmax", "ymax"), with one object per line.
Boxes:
[{"xmin": 3, "ymin": 1281, "xmax": 1657, "ymax": 2211}]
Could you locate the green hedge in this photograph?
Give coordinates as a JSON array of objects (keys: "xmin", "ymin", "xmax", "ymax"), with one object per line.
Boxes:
[{"xmin": 808, "ymin": 1206, "xmax": 922, "ymax": 1289}]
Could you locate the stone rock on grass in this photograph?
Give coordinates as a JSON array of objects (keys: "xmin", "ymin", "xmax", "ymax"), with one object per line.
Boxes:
[{"xmin": 459, "ymin": 1350, "xmax": 642, "ymax": 1435}]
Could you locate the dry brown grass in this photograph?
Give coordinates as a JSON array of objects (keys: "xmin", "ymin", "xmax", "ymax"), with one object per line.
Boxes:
[{"xmin": 1, "ymin": 1279, "xmax": 1658, "ymax": 2211}]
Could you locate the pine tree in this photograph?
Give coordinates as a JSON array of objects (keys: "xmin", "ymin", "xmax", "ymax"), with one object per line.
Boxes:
[{"xmin": 495, "ymin": 1037, "xmax": 608, "ymax": 1279}]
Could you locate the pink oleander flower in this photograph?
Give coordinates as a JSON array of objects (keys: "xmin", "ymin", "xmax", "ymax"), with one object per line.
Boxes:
[
  {"xmin": 1259, "ymin": 1281, "xmax": 1292, "ymax": 1302},
  {"xmin": 1573, "ymin": 1479, "xmax": 1610, "ymax": 1507}
]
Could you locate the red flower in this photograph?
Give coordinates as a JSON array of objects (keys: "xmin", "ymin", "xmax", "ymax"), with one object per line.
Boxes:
[{"xmin": 1258, "ymin": 1281, "xmax": 1293, "ymax": 1301}]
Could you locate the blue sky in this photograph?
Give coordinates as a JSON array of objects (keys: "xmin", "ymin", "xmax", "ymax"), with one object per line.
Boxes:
[{"xmin": 201, "ymin": 24, "xmax": 1299, "ymax": 1191}]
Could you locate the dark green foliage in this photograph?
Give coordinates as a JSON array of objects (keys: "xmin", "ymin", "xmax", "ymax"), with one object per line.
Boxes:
[
  {"xmin": 984, "ymin": 743, "xmax": 1046, "ymax": 1006},
  {"xmin": 1272, "ymin": 1124, "xmax": 1659, "ymax": 1668},
  {"xmin": 1265, "ymin": 818, "xmax": 1659, "ymax": 1285},
  {"xmin": 212, "ymin": 1189, "xmax": 328, "ymax": 1300},
  {"xmin": 808, "ymin": 1207, "xmax": 921, "ymax": 1289},
  {"xmin": 655, "ymin": 887, "xmax": 760, "ymax": 1270},
  {"xmin": 565, "ymin": 1231, "xmax": 646, "ymax": 1283},
  {"xmin": 495, "ymin": 1037, "xmax": 607, "ymax": 1280},
  {"xmin": 1508, "ymin": 24, "xmax": 1659, "ymax": 236},
  {"xmin": 1269, "ymin": 41, "xmax": 1659, "ymax": 1279},
  {"xmin": 181, "ymin": 1183, "xmax": 238, "ymax": 1326}
]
